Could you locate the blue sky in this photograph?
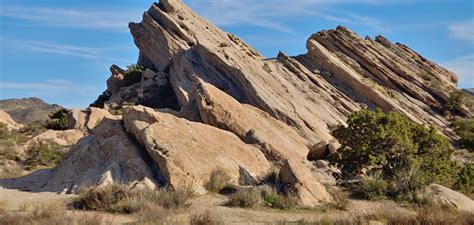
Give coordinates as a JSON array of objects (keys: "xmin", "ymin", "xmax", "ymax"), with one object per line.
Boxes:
[{"xmin": 0, "ymin": 0, "xmax": 473, "ymax": 108}]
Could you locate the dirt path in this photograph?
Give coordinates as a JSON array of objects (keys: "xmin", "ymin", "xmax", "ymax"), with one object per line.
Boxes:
[{"xmin": 0, "ymin": 188, "xmax": 414, "ymax": 224}]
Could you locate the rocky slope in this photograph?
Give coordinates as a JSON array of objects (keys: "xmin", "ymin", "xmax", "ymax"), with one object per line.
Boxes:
[
  {"xmin": 0, "ymin": 98, "xmax": 63, "ymax": 125},
  {"xmin": 1, "ymin": 0, "xmax": 472, "ymax": 209},
  {"xmin": 464, "ymin": 88, "xmax": 474, "ymax": 96}
]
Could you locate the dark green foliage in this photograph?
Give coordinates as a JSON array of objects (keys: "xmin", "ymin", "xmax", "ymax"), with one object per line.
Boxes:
[
  {"xmin": 46, "ymin": 109, "xmax": 68, "ymax": 130},
  {"xmin": 456, "ymin": 164, "xmax": 473, "ymax": 196},
  {"xmin": 331, "ymin": 109, "xmax": 457, "ymax": 187},
  {"xmin": 452, "ymin": 118, "xmax": 474, "ymax": 150},
  {"xmin": 124, "ymin": 64, "xmax": 145, "ymax": 86},
  {"xmin": 447, "ymin": 90, "xmax": 464, "ymax": 112},
  {"xmin": 23, "ymin": 140, "xmax": 64, "ymax": 168}
]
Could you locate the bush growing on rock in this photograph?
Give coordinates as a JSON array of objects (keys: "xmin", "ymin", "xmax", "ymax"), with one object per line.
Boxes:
[
  {"xmin": 45, "ymin": 109, "xmax": 69, "ymax": 130},
  {"xmin": 330, "ymin": 109, "xmax": 458, "ymax": 187},
  {"xmin": 124, "ymin": 64, "xmax": 145, "ymax": 86},
  {"xmin": 447, "ymin": 90, "xmax": 465, "ymax": 113}
]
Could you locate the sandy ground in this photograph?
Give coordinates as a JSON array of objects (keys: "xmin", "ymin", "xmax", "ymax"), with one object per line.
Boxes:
[{"xmin": 0, "ymin": 188, "xmax": 415, "ymax": 224}]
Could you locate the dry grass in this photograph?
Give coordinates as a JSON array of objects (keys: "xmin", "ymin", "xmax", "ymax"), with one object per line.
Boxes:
[
  {"xmin": 75, "ymin": 183, "xmax": 193, "ymax": 214},
  {"xmin": 226, "ymin": 188, "xmax": 262, "ymax": 208},
  {"xmin": 0, "ymin": 203, "xmax": 110, "ymax": 225},
  {"xmin": 189, "ymin": 211, "xmax": 223, "ymax": 225},
  {"xmin": 205, "ymin": 168, "xmax": 232, "ymax": 193}
]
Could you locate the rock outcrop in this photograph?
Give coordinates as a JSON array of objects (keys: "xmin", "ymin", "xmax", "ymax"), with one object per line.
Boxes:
[
  {"xmin": 0, "ymin": 98, "xmax": 63, "ymax": 125},
  {"xmin": 0, "ymin": 110, "xmax": 23, "ymax": 130},
  {"xmin": 464, "ymin": 88, "xmax": 474, "ymax": 96},
  {"xmin": 426, "ymin": 184, "xmax": 474, "ymax": 213},
  {"xmin": 0, "ymin": 119, "xmax": 159, "ymax": 193},
  {"xmin": 2, "ymin": 0, "xmax": 471, "ymax": 209},
  {"xmin": 123, "ymin": 105, "xmax": 271, "ymax": 193}
]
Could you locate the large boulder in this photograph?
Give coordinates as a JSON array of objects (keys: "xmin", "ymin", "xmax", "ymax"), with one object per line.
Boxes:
[
  {"xmin": 123, "ymin": 106, "xmax": 271, "ymax": 193},
  {"xmin": 279, "ymin": 159, "xmax": 333, "ymax": 207},
  {"xmin": 0, "ymin": 119, "xmax": 158, "ymax": 193},
  {"xmin": 426, "ymin": 183, "xmax": 474, "ymax": 213}
]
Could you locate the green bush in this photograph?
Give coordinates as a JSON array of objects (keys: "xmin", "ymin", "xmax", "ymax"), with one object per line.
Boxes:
[
  {"xmin": 124, "ymin": 64, "xmax": 145, "ymax": 86},
  {"xmin": 330, "ymin": 109, "xmax": 458, "ymax": 187},
  {"xmin": 261, "ymin": 188, "xmax": 297, "ymax": 210},
  {"xmin": 456, "ymin": 164, "xmax": 473, "ymax": 196},
  {"xmin": 359, "ymin": 172, "xmax": 387, "ymax": 200},
  {"xmin": 447, "ymin": 90, "xmax": 464, "ymax": 112},
  {"xmin": 452, "ymin": 118, "xmax": 474, "ymax": 150},
  {"xmin": 46, "ymin": 109, "xmax": 69, "ymax": 130},
  {"xmin": 23, "ymin": 140, "xmax": 64, "ymax": 168},
  {"xmin": 0, "ymin": 123, "xmax": 20, "ymax": 161}
]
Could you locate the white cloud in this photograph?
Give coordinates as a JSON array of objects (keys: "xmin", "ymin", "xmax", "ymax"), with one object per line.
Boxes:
[
  {"xmin": 449, "ymin": 19, "xmax": 474, "ymax": 43},
  {"xmin": 0, "ymin": 80, "xmax": 98, "ymax": 97},
  {"xmin": 0, "ymin": 6, "xmax": 141, "ymax": 32},
  {"xmin": 185, "ymin": 0, "xmax": 391, "ymax": 34},
  {"xmin": 442, "ymin": 54, "xmax": 474, "ymax": 88}
]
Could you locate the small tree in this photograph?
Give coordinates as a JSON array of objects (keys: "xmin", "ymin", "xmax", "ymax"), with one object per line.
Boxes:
[
  {"xmin": 447, "ymin": 90, "xmax": 464, "ymax": 112},
  {"xmin": 46, "ymin": 109, "xmax": 69, "ymax": 130},
  {"xmin": 330, "ymin": 109, "xmax": 458, "ymax": 187}
]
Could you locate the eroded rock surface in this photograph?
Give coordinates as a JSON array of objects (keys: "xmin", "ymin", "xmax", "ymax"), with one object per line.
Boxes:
[
  {"xmin": 123, "ymin": 105, "xmax": 271, "ymax": 193},
  {"xmin": 0, "ymin": 110, "xmax": 23, "ymax": 131}
]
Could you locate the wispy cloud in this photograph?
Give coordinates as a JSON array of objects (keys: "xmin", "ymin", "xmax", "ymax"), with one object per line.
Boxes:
[
  {"xmin": 442, "ymin": 54, "xmax": 474, "ymax": 88},
  {"xmin": 0, "ymin": 6, "xmax": 141, "ymax": 32},
  {"xmin": 186, "ymin": 0, "xmax": 391, "ymax": 34},
  {"xmin": 449, "ymin": 19, "xmax": 474, "ymax": 43},
  {"xmin": 0, "ymin": 80, "xmax": 98, "ymax": 96},
  {"xmin": 0, "ymin": 38, "xmax": 133, "ymax": 64}
]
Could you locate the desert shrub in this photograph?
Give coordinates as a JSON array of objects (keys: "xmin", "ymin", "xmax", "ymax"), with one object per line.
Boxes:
[
  {"xmin": 226, "ymin": 188, "xmax": 261, "ymax": 208},
  {"xmin": 330, "ymin": 109, "xmax": 458, "ymax": 188},
  {"xmin": 452, "ymin": 118, "xmax": 474, "ymax": 150},
  {"xmin": 0, "ymin": 126, "xmax": 17, "ymax": 161},
  {"xmin": 447, "ymin": 90, "xmax": 465, "ymax": 112},
  {"xmin": 46, "ymin": 109, "xmax": 69, "ymax": 130},
  {"xmin": 75, "ymin": 183, "xmax": 130, "ymax": 212},
  {"xmin": 388, "ymin": 162, "xmax": 430, "ymax": 202},
  {"xmin": 359, "ymin": 172, "xmax": 387, "ymax": 200},
  {"xmin": 261, "ymin": 170, "xmax": 285, "ymax": 191},
  {"xmin": 124, "ymin": 64, "xmax": 145, "ymax": 86},
  {"xmin": 455, "ymin": 164, "xmax": 474, "ymax": 196},
  {"xmin": 261, "ymin": 188, "xmax": 298, "ymax": 210},
  {"xmin": 219, "ymin": 42, "xmax": 229, "ymax": 47},
  {"xmin": 75, "ymin": 184, "xmax": 193, "ymax": 214},
  {"xmin": 189, "ymin": 211, "xmax": 223, "ymax": 225},
  {"xmin": 23, "ymin": 140, "xmax": 64, "ymax": 168},
  {"xmin": 205, "ymin": 168, "xmax": 232, "ymax": 193},
  {"xmin": 0, "ymin": 165, "xmax": 23, "ymax": 179},
  {"xmin": 322, "ymin": 189, "xmax": 349, "ymax": 211}
]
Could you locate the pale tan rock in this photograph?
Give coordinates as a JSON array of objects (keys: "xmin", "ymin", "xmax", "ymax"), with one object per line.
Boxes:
[
  {"xmin": 123, "ymin": 105, "xmax": 271, "ymax": 193},
  {"xmin": 0, "ymin": 110, "xmax": 22, "ymax": 130},
  {"xmin": 0, "ymin": 119, "xmax": 158, "ymax": 193},
  {"xmin": 195, "ymin": 80, "xmax": 310, "ymax": 163},
  {"xmin": 67, "ymin": 109, "xmax": 88, "ymax": 131},
  {"xmin": 307, "ymin": 140, "xmax": 329, "ymax": 161},
  {"xmin": 23, "ymin": 129, "xmax": 84, "ymax": 148},
  {"xmin": 426, "ymin": 183, "xmax": 474, "ymax": 213},
  {"xmin": 86, "ymin": 107, "xmax": 121, "ymax": 130},
  {"xmin": 279, "ymin": 159, "xmax": 333, "ymax": 207}
]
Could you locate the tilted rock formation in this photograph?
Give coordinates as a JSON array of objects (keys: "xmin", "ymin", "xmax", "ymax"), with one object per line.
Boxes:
[
  {"xmin": 123, "ymin": 106, "xmax": 271, "ymax": 193},
  {"xmin": 0, "ymin": 110, "xmax": 23, "ymax": 131},
  {"xmin": 2, "ymin": 0, "xmax": 471, "ymax": 208}
]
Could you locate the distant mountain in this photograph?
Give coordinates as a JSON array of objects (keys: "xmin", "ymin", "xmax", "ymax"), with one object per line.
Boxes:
[
  {"xmin": 0, "ymin": 97, "xmax": 63, "ymax": 125},
  {"xmin": 464, "ymin": 88, "xmax": 474, "ymax": 96}
]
